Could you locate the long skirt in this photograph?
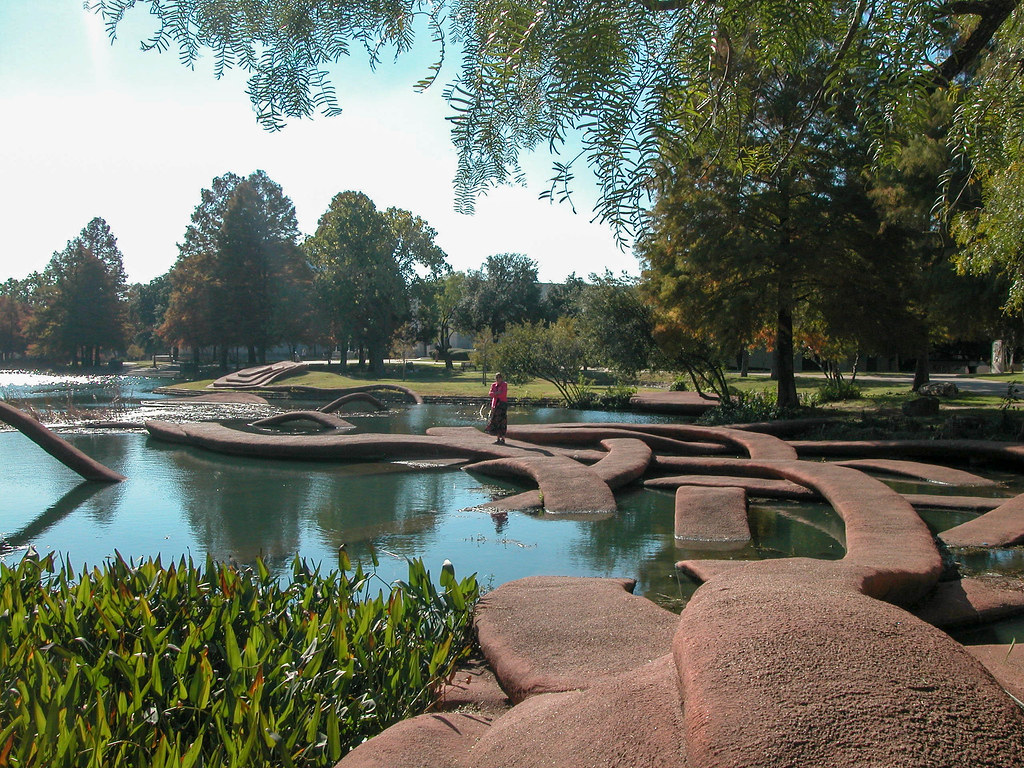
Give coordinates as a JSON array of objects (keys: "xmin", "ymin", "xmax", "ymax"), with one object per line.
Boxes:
[{"xmin": 485, "ymin": 401, "xmax": 508, "ymax": 437}]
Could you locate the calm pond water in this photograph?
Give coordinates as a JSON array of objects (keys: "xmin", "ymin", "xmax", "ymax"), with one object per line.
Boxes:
[{"xmin": 1, "ymin": 371, "xmax": 1021, "ymax": 616}]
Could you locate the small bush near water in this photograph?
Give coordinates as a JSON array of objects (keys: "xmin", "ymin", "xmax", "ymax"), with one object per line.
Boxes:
[{"xmin": 0, "ymin": 550, "xmax": 478, "ymax": 768}]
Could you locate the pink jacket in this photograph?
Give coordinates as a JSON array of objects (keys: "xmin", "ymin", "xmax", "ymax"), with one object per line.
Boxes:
[{"xmin": 489, "ymin": 380, "xmax": 507, "ymax": 408}]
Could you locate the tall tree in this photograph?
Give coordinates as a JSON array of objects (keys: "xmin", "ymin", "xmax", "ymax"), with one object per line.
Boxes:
[
  {"xmin": 456, "ymin": 254, "xmax": 542, "ymax": 336},
  {"xmin": 575, "ymin": 272, "xmax": 656, "ymax": 379},
  {"xmin": 161, "ymin": 171, "xmax": 308, "ymax": 366},
  {"xmin": 0, "ymin": 279, "xmax": 30, "ymax": 361},
  {"xmin": 305, "ymin": 191, "xmax": 449, "ymax": 373},
  {"xmin": 414, "ymin": 271, "xmax": 467, "ymax": 369},
  {"xmin": 30, "ymin": 237, "xmax": 127, "ymax": 365},
  {"xmin": 127, "ymin": 274, "xmax": 171, "ymax": 356}
]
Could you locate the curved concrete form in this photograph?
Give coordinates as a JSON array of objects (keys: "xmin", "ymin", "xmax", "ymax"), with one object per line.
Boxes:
[
  {"xmin": 831, "ymin": 458, "xmax": 997, "ymax": 487},
  {"xmin": 473, "ymin": 577, "xmax": 680, "ymax": 703},
  {"xmin": 674, "ymin": 559, "xmax": 1024, "ymax": 768},
  {"xmin": 278, "ymin": 383, "xmax": 423, "ymax": 404},
  {"xmin": 628, "ymin": 389, "xmax": 719, "ymax": 415},
  {"xmin": 319, "ymin": 392, "xmax": 387, "ymax": 412},
  {"xmin": 464, "ymin": 455, "xmax": 616, "ymax": 514},
  {"xmin": 164, "ymin": 392, "xmax": 270, "ymax": 404},
  {"xmin": 508, "ymin": 422, "xmax": 797, "ymax": 461},
  {"xmin": 249, "ymin": 411, "xmax": 357, "ymax": 431},
  {"xmin": 0, "ymin": 401, "xmax": 124, "ymax": 482},
  {"xmin": 792, "ymin": 438, "xmax": 1024, "ymax": 467},
  {"xmin": 645, "ymin": 473, "xmax": 820, "ymax": 501}
]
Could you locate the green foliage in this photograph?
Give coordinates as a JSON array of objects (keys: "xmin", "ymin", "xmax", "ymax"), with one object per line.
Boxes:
[
  {"xmin": 29, "ymin": 220, "xmax": 129, "ymax": 365},
  {"xmin": 493, "ymin": 318, "xmax": 588, "ymax": 405},
  {"xmin": 669, "ymin": 377, "xmax": 688, "ymax": 392},
  {"xmin": 574, "ymin": 272, "xmax": 656, "ymax": 378},
  {"xmin": 0, "ymin": 550, "xmax": 478, "ymax": 768},
  {"xmin": 696, "ymin": 388, "xmax": 814, "ymax": 425},
  {"xmin": 160, "ymin": 171, "xmax": 309, "ymax": 364},
  {"xmin": 91, "ymin": 0, "xmax": 1018, "ymax": 242},
  {"xmin": 305, "ymin": 191, "xmax": 449, "ymax": 374},
  {"xmin": 455, "ymin": 254, "xmax": 542, "ymax": 336},
  {"xmin": 571, "ymin": 382, "xmax": 638, "ymax": 411},
  {"xmin": 816, "ymin": 380, "xmax": 862, "ymax": 403}
]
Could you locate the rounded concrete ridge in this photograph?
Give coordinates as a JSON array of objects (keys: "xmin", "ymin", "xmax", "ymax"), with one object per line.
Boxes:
[
  {"xmin": 791, "ymin": 438, "xmax": 1024, "ymax": 467},
  {"xmin": 507, "ymin": 422, "xmax": 798, "ymax": 460},
  {"xmin": 912, "ymin": 576, "xmax": 1024, "ymax": 629},
  {"xmin": 459, "ymin": 655, "xmax": 688, "ymax": 768},
  {"xmin": 646, "ymin": 473, "xmax": 820, "ymax": 501},
  {"xmin": 675, "ymin": 558, "xmax": 1024, "ymax": 768}
]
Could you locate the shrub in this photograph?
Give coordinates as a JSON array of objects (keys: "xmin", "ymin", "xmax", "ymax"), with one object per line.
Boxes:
[
  {"xmin": 696, "ymin": 388, "xmax": 814, "ymax": 425},
  {"xmin": 816, "ymin": 380, "xmax": 862, "ymax": 403},
  {"xmin": 0, "ymin": 550, "xmax": 478, "ymax": 767},
  {"xmin": 669, "ymin": 377, "xmax": 689, "ymax": 392}
]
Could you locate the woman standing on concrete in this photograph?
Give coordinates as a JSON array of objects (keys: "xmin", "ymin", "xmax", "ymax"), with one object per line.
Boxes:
[{"xmin": 485, "ymin": 372, "xmax": 508, "ymax": 444}]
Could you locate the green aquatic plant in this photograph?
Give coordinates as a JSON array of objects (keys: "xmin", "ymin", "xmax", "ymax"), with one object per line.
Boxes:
[{"xmin": 0, "ymin": 549, "xmax": 478, "ymax": 767}]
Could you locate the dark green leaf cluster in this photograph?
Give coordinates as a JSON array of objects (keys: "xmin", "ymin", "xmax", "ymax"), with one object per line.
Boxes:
[{"xmin": 0, "ymin": 549, "xmax": 478, "ymax": 767}]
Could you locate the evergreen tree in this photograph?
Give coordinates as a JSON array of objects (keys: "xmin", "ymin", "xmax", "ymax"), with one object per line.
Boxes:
[
  {"xmin": 161, "ymin": 171, "xmax": 308, "ymax": 366},
  {"xmin": 31, "ymin": 238, "xmax": 127, "ymax": 365}
]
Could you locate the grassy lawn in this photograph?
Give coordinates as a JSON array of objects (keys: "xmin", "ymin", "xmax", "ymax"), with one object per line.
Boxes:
[
  {"xmin": 168, "ymin": 362, "xmax": 598, "ymax": 400},
  {"xmin": 165, "ymin": 361, "xmax": 1019, "ymax": 412}
]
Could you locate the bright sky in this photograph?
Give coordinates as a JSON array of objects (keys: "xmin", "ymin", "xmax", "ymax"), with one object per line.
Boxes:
[{"xmin": 0, "ymin": 1, "xmax": 639, "ymax": 286}]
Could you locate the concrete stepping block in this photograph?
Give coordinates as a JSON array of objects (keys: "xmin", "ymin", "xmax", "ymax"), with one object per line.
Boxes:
[
  {"xmin": 831, "ymin": 458, "xmax": 997, "ymax": 487},
  {"xmin": 965, "ymin": 644, "xmax": 1024, "ymax": 704},
  {"xmin": 940, "ymin": 493, "xmax": 1024, "ymax": 547},
  {"xmin": 647, "ymin": 474, "xmax": 819, "ymax": 501},
  {"xmin": 461, "ymin": 655, "xmax": 687, "ymax": 768},
  {"xmin": 463, "ymin": 455, "xmax": 616, "ymax": 513},
  {"xmin": 474, "ymin": 576, "xmax": 680, "ymax": 703},
  {"xmin": 334, "ymin": 712, "xmax": 492, "ymax": 768},
  {"xmin": 912, "ymin": 576, "xmax": 1024, "ymax": 629},
  {"xmin": 674, "ymin": 486, "xmax": 750, "ymax": 546},
  {"xmin": 675, "ymin": 558, "xmax": 1024, "ymax": 768}
]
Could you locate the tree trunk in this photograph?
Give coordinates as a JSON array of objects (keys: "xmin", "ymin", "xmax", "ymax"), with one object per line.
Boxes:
[
  {"xmin": 775, "ymin": 291, "xmax": 799, "ymax": 410},
  {"xmin": 368, "ymin": 341, "xmax": 384, "ymax": 375},
  {"xmin": 911, "ymin": 348, "xmax": 930, "ymax": 391},
  {"xmin": 740, "ymin": 349, "xmax": 749, "ymax": 377}
]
